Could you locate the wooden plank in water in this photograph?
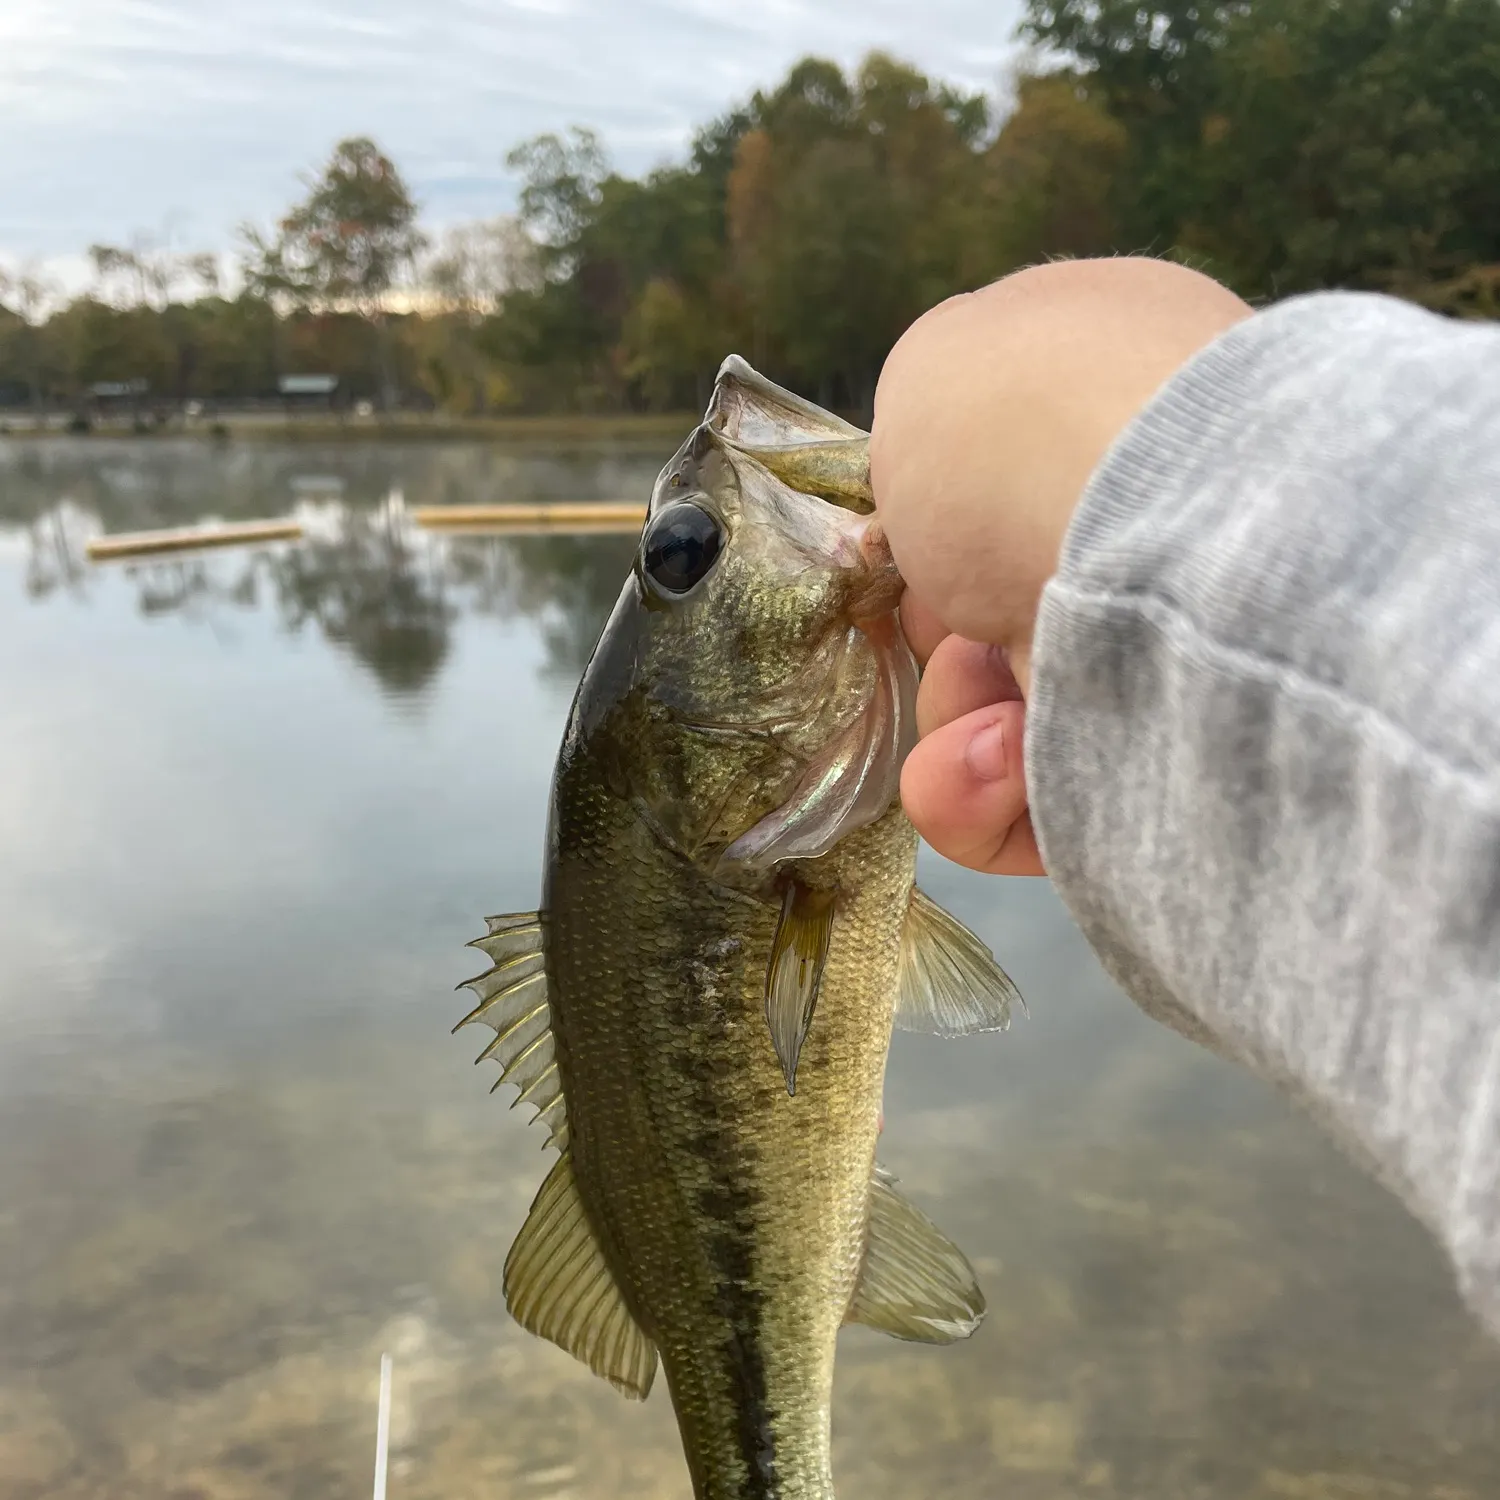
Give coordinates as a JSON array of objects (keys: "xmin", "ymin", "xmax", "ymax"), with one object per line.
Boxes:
[
  {"xmin": 87, "ymin": 519, "xmax": 304, "ymax": 561},
  {"xmin": 414, "ymin": 501, "xmax": 646, "ymax": 530}
]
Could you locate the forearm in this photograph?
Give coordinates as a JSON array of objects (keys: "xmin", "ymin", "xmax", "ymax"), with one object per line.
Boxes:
[{"xmin": 1027, "ymin": 292, "xmax": 1500, "ymax": 1332}]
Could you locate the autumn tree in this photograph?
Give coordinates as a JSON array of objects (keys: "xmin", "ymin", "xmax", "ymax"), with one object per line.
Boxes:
[
  {"xmin": 723, "ymin": 54, "xmax": 992, "ymax": 412},
  {"xmin": 247, "ymin": 136, "xmax": 426, "ymax": 408},
  {"xmin": 980, "ymin": 72, "xmax": 1127, "ymax": 272}
]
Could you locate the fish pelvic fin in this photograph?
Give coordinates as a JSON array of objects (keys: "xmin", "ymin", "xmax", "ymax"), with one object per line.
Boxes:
[
  {"xmin": 846, "ymin": 1164, "xmax": 986, "ymax": 1344},
  {"xmin": 455, "ymin": 912, "xmax": 568, "ymax": 1151},
  {"xmin": 894, "ymin": 888, "xmax": 1025, "ymax": 1037},
  {"xmin": 764, "ymin": 878, "xmax": 837, "ymax": 1096},
  {"xmin": 505, "ymin": 1150, "xmax": 659, "ymax": 1401}
]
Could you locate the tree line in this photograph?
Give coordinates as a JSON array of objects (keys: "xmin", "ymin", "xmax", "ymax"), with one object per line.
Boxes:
[{"xmin": 3, "ymin": 0, "xmax": 1497, "ymax": 420}]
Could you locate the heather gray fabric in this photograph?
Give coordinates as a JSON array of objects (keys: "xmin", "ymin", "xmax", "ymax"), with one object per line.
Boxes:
[{"xmin": 1026, "ymin": 292, "xmax": 1500, "ymax": 1334}]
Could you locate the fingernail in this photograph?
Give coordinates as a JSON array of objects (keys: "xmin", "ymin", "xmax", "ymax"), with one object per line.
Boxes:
[{"xmin": 965, "ymin": 719, "xmax": 1009, "ymax": 782}]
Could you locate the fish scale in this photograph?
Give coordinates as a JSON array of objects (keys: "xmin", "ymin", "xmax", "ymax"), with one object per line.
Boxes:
[{"xmin": 550, "ymin": 788, "xmax": 910, "ymax": 1499}]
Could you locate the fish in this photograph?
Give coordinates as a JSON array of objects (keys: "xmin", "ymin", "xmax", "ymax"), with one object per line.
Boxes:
[{"xmin": 454, "ymin": 356, "xmax": 1022, "ymax": 1499}]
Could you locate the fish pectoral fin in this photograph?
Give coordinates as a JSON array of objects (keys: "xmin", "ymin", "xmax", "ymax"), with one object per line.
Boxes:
[
  {"xmin": 894, "ymin": 888, "xmax": 1024, "ymax": 1038},
  {"xmin": 504, "ymin": 1150, "xmax": 659, "ymax": 1401},
  {"xmin": 455, "ymin": 912, "xmax": 569, "ymax": 1151},
  {"xmin": 764, "ymin": 879, "xmax": 837, "ymax": 1096},
  {"xmin": 846, "ymin": 1165, "xmax": 986, "ymax": 1344}
]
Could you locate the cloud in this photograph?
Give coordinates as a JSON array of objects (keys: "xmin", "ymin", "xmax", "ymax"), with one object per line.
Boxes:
[{"xmin": 0, "ymin": 0, "xmax": 1023, "ymax": 276}]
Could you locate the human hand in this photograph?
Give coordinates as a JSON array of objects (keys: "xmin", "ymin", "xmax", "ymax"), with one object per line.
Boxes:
[{"xmin": 872, "ymin": 257, "xmax": 1251, "ymax": 875}]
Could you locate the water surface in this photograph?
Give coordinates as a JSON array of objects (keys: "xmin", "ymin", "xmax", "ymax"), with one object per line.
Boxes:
[{"xmin": 1, "ymin": 436, "xmax": 1496, "ymax": 1500}]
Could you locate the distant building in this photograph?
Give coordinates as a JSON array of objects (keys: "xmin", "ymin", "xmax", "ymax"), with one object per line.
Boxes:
[
  {"xmin": 278, "ymin": 373, "xmax": 340, "ymax": 415},
  {"xmin": 86, "ymin": 378, "xmax": 150, "ymax": 424}
]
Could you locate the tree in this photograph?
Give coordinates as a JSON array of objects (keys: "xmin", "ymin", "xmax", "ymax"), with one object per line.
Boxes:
[
  {"xmin": 721, "ymin": 54, "xmax": 992, "ymax": 409},
  {"xmin": 1021, "ymin": 0, "xmax": 1500, "ymax": 298},
  {"xmin": 424, "ymin": 218, "xmax": 537, "ymax": 317},
  {"xmin": 507, "ymin": 128, "xmax": 609, "ymax": 266},
  {"xmin": 0, "ymin": 265, "xmax": 58, "ymax": 414},
  {"xmin": 1021, "ymin": 0, "xmax": 1237, "ymax": 253},
  {"xmin": 5, "ymin": 35, "xmax": 1499, "ymax": 424},
  {"xmin": 621, "ymin": 278, "xmax": 725, "ymax": 410},
  {"xmin": 87, "ymin": 239, "xmax": 219, "ymax": 311},
  {"xmin": 252, "ymin": 137, "xmax": 426, "ymax": 409},
  {"xmin": 981, "ymin": 71, "xmax": 1128, "ymax": 272}
]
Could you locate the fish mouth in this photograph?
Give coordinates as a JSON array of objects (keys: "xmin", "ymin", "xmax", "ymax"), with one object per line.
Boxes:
[
  {"xmin": 663, "ymin": 355, "xmax": 919, "ymax": 877},
  {"xmin": 704, "ymin": 353, "xmax": 874, "ymax": 514}
]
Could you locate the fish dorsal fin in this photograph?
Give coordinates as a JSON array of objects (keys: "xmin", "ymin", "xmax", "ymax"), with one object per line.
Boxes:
[
  {"xmin": 707, "ymin": 354, "xmax": 873, "ymax": 512},
  {"xmin": 505, "ymin": 1150, "xmax": 659, "ymax": 1400},
  {"xmin": 455, "ymin": 912, "xmax": 569, "ymax": 1151},
  {"xmin": 895, "ymin": 888, "xmax": 1023, "ymax": 1037},
  {"xmin": 764, "ymin": 879, "xmax": 837, "ymax": 1096},
  {"xmin": 846, "ymin": 1165, "xmax": 986, "ymax": 1344}
]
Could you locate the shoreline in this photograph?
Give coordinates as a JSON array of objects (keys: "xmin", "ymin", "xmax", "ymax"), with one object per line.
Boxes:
[{"xmin": 0, "ymin": 411, "xmax": 698, "ymax": 445}]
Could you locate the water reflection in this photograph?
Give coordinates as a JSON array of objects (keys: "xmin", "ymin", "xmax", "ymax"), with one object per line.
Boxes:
[
  {"xmin": 269, "ymin": 513, "xmax": 456, "ymax": 698},
  {"xmin": 0, "ymin": 438, "xmax": 1498, "ymax": 1500},
  {"xmin": 1, "ymin": 437, "xmax": 652, "ymax": 696},
  {"xmin": 0, "ymin": 434, "xmax": 669, "ymax": 534}
]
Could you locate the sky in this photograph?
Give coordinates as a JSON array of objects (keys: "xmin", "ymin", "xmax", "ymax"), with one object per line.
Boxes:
[{"xmin": 0, "ymin": 0, "xmax": 1025, "ymax": 293}]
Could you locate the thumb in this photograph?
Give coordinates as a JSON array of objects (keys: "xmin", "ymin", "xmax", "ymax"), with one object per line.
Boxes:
[{"xmin": 899, "ymin": 700, "xmax": 1043, "ymax": 876}]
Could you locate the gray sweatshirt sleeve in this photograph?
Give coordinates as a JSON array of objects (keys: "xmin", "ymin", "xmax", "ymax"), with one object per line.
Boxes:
[{"xmin": 1026, "ymin": 291, "xmax": 1500, "ymax": 1334}]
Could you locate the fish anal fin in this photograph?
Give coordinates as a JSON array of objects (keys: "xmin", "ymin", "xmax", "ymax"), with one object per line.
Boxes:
[
  {"xmin": 455, "ymin": 911, "xmax": 569, "ymax": 1151},
  {"xmin": 846, "ymin": 1165, "xmax": 985, "ymax": 1344},
  {"xmin": 764, "ymin": 879, "xmax": 837, "ymax": 1096},
  {"xmin": 895, "ymin": 888, "xmax": 1024, "ymax": 1037},
  {"xmin": 504, "ymin": 1151, "xmax": 658, "ymax": 1400}
]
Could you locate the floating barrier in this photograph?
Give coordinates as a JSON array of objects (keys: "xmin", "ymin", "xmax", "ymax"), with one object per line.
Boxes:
[{"xmin": 413, "ymin": 501, "xmax": 646, "ymax": 532}]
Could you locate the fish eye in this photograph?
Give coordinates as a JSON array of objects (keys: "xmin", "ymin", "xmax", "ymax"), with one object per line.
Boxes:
[{"xmin": 641, "ymin": 502, "xmax": 723, "ymax": 596}]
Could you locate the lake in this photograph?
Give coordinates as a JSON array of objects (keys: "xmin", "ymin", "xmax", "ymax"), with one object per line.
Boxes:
[{"xmin": 1, "ymin": 435, "xmax": 1496, "ymax": 1500}]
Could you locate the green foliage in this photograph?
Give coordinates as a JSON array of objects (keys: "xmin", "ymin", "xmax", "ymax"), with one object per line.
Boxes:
[
  {"xmin": 981, "ymin": 72, "xmax": 1128, "ymax": 272},
  {"xmin": 1023, "ymin": 0, "xmax": 1500, "ymax": 296},
  {"xmin": 3, "ymin": 21, "xmax": 1498, "ymax": 420},
  {"xmin": 508, "ymin": 128, "xmax": 610, "ymax": 257},
  {"xmin": 489, "ymin": 52, "xmax": 1003, "ymax": 413},
  {"xmin": 263, "ymin": 136, "xmax": 426, "ymax": 311}
]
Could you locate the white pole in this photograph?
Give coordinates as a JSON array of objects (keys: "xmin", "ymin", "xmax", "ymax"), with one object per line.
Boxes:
[{"xmin": 372, "ymin": 1352, "xmax": 393, "ymax": 1500}]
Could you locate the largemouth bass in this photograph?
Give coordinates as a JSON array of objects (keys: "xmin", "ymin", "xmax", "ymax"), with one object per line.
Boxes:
[{"xmin": 455, "ymin": 357, "xmax": 1020, "ymax": 1499}]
